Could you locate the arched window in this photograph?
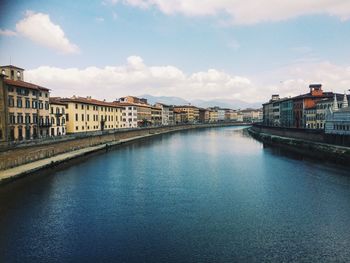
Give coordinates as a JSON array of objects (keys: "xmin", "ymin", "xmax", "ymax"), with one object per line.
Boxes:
[{"xmin": 51, "ymin": 117, "xmax": 55, "ymax": 125}]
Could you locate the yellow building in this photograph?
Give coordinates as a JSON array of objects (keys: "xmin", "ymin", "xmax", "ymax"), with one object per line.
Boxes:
[
  {"xmin": 173, "ymin": 105, "xmax": 199, "ymax": 123},
  {"xmin": 209, "ymin": 110, "xmax": 218, "ymax": 123},
  {"xmin": 58, "ymin": 96, "xmax": 123, "ymax": 133},
  {"xmin": 1, "ymin": 65, "xmax": 51, "ymax": 141},
  {"xmin": 49, "ymin": 98, "xmax": 67, "ymax": 136}
]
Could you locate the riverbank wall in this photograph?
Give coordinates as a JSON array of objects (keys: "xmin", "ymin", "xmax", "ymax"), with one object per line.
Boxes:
[
  {"xmin": 248, "ymin": 126, "xmax": 350, "ymax": 164},
  {"xmin": 0, "ymin": 123, "xmax": 247, "ymax": 184}
]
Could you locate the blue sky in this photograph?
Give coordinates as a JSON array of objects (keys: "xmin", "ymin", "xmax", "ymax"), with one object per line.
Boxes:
[{"xmin": 1, "ymin": 0, "xmax": 350, "ymax": 103}]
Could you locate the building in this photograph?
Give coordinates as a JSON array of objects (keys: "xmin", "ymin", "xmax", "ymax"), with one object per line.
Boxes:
[
  {"xmin": 293, "ymin": 84, "xmax": 332, "ymax": 128},
  {"xmin": 305, "ymin": 106, "xmax": 317, "ymax": 129},
  {"xmin": 314, "ymin": 94, "xmax": 348, "ymax": 130},
  {"xmin": 59, "ymin": 96, "xmax": 123, "ymax": 133},
  {"xmin": 2, "ymin": 65, "xmax": 51, "ymax": 141},
  {"xmin": 117, "ymin": 96, "xmax": 152, "ymax": 127},
  {"xmin": 224, "ymin": 109, "xmax": 239, "ymax": 121},
  {"xmin": 117, "ymin": 103, "xmax": 138, "ymax": 128},
  {"xmin": 209, "ymin": 109, "xmax": 218, "ymax": 123},
  {"xmin": 240, "ymin": 108, "xmax": 263, "ymax": 123},
  {"xmin": 173, "ymin": 108, "xmax": 187, "ymax": 124},
  {"xmin": 0, "ymin": 73, "xmax": 7, "ymax": 142},
  {"xmin": 198, "ymin": 108, "xmax": 209, "ymax": 123},
  {"xmin": 325, "ymin": 93, "xmax": 350, "ymax": 135},
  {"xmin": 263, "ymin": 94, "xmax": 280, "ymax": 126},
  {"xmin": 173, "ymin": 105, "xmax": 199, "ymax": 123},
  {"xmin": 155, "ymin": 103, "xmax": 173, "ymax": 126},
  {"xmin": 1, "ymin": 65, "xmax": 24, "ymax": 81},
  {"xmin": 279, "ymin": 99, "xmax": 294, "ymax": 128},
  {"xmin": 151, "ymin": 106, "xmax": 162, "ymax": 126},
  {"xmin": 49, "ymin": 98, "xmax": 67, "ymax": 136}
]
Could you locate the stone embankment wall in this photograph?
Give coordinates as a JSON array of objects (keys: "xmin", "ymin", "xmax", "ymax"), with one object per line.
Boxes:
[
  {"xmin": 251, "ymin": 125, "xmax": 325, "ymax": 142},
  {"xmin": 249, "ymin": 126, "xmax": 350, "ymax": 164},
  {"xmin": 0, "ymin": 123, "xmax": 246, "ymax": 171}
]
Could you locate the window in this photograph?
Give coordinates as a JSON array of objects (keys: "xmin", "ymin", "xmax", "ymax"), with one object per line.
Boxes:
[
  {"xmin": 75, "ymin": 114, "xmax": 78, "ymax": 121},
  {"xmin": 17, "ymin": 114, "xmax": 23, "ymax": 124},
  {"xmin": 25, "ymin": 114, "xmax": 31, "ymax": 124},
  {"xmin": 82, "ymin": 114, "xmax": 84, "ymax": 121},
  {"xmin": 8, "ymin": 86, "xmax": 14, "ymax": 92},
  {"xmin": 76, "ymin": 126, "xmax": 78, "ymax": 131},
  {"xmin": 75, "ymin": 104, "xmax": 78, "ymax": 109},
  {"xmin": 45, "ymin": 102, "xmax": 49, "ymax": 110},
  {"xmin": 81, "ymin": 104, "xmax": 84, "ymax": 110},
  {"xmin": 33, "ymin": 114, "xmax": 38, "ymax": 124},
  {"xmin": 66, "ymin": 114, "xmax": 69, "ymax": 121},
  {"xmin": 17, "ymin": 97, "xmax": 22, "ymax": 108},
  {"xmin": 8, "ymin": 96, "xmax": 14, "ymax": 107},
  {"xmin": 9, "ymin": 114, "xmax": 15, "ymax": 124},
  {"xmin": 26, "ymin": 99, "xmax": 30, "ymax": 108},
  {"xmin": 39, "ymin": 101, "xmax": 43, "ymax": 109},
  {"xmin": 32, "ymin": 91, "xmax": 37, "ymax": 96},
  {"xmin": 87, "ymin": 115, "xmax": 89, "ymax": 121}
]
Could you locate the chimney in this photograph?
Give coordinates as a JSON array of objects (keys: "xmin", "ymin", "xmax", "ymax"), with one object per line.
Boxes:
[{"xmin": 309, "ymin": 84, "xmax": 323, "ymax": 96}]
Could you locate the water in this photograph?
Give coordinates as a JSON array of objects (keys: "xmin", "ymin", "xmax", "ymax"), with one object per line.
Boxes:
[{"xmin": 0, "ymin": 126, "xmax": 350, "ymax": 262}]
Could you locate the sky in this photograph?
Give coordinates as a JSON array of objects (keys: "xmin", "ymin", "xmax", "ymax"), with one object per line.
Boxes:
[{"xmin": 0, "ymin": 0, "xmax": 350, "ymax": 104}]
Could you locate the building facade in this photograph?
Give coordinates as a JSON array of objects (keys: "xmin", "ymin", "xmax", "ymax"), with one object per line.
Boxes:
[
  {"xmin": 155, "ymin": 103, "xmax": 173, "ymax": 126},
  {"xmin": 173, "ymin": 105, "xmax": 199, "ymax": 123},
  {"xmin": 0, "ymin": 73, "xmax": 7, "ymax": 142},
  {"xmin": 119, "ymin": 103, "xmax": 138, "ymax": 128},
  {"xmin": 279, "ymin": 99, "xmax": 294, "ymax": 128},
  {"xmin": 49, "ymin": 98, "xmax": 67, "ymax": 136},
  {"xmin": 59, "ymin": 96, "xmax": 123, "ymax": 133},
  {"xmin": 2, "ymin": 65, "xmax": 51, "ymax": 141}
]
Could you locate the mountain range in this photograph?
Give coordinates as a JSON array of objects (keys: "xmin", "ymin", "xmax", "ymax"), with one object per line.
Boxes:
[{"xmin": 139, "ymin": 94, "xmax": 262, "ymax": 110}]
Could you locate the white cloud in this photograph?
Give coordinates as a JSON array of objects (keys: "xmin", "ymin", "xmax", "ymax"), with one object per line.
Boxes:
[
  {"xmin": 0, "ymin": 29, "xmax": 17, "ymax": 36},
  {"xmin": 108, "ymin": 0, "xmax": 350, "ymax": 25},
  {"xmin": 16, "ymin": 11, "xmax": 79, "ymax": 54},
  {"xmin": 25, "ymin": 56, "xmax": 254, "ymax": 102},
  {"xmin": 25, "ymin": 56, "xmax": 350, "ymax": 105}
]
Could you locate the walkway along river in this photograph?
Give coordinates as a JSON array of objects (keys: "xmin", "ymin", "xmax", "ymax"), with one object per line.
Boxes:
[{"xmin": 0, "ymin": 126, "xmax": 350, "ymax": 262}]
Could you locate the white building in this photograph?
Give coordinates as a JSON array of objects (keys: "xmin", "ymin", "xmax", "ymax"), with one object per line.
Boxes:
[
  {"xmin": 120, "ymin": 103, "xmax": 138, "ymax": 128},
  {"xmin": 325, "ymin": 93, "xmax": 350, "ymax": 135},
  {"xmin": 155, "ymin": 103, "xmax": 174, "ymax": 126}
]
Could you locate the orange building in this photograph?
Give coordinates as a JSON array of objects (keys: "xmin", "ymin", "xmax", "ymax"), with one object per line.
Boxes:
[{"xmin": 293, "ymin": 84, "xmax": 333, "ymax": 128}]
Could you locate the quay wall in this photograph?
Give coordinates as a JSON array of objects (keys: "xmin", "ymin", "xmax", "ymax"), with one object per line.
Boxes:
[
  {"xmin": 248, "ymin": 126, "xmax": 350, "ymax": 164},
  {"xmin": 251, "ymin": 124, "xmax": 350, "ymax": 147},
  {"xmin": 0, "ymin": 123, "xmax": 246, "ymax": 171}
]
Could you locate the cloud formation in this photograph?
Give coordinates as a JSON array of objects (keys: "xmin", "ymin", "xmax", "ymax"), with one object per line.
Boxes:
[
  {"xmin": 25, "ymin": 56, "xmax": 255, "ymax": 102},
  {"xmin": 24, "ymin": 56, "xmax": 350, "ymax": 104},
  {"xmin": 108, "ymin": 0, "xmax": 350, "ymax": 24},
  {"xmin": 15, "ymin": 11, "xmax": 79, "ymax": 54},
  {"xmin": 0, "ymin": 29, "xmax": 17, "ymax": 36}
]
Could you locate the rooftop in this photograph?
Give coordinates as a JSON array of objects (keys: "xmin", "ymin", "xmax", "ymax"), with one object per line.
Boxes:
[
  {"xmin": 58, "ymin": 96, "xmax": 124, "ymax": 108},
  {"xmin": 4, "ymin": 79, "xmax": 49, "ymax": 91}
]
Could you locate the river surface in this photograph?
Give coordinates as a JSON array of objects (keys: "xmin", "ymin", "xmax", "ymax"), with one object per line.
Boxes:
[{"xmin": 1, "ymin": 126, "xmax": 350, "ymax": 262}]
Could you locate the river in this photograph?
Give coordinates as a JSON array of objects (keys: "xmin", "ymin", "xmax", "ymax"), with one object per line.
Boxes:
[{"xmin": 0, "ymin": 126, "xmax": 350, "ymax": 262}]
